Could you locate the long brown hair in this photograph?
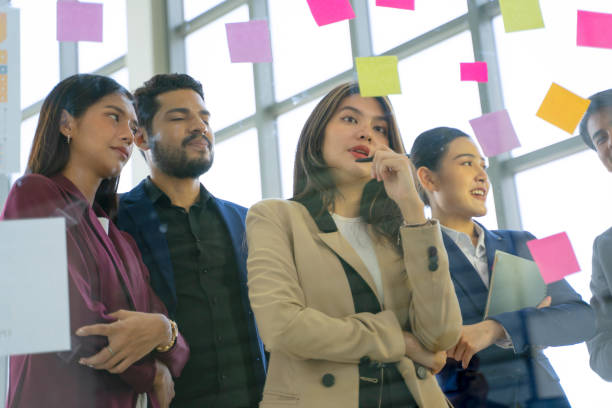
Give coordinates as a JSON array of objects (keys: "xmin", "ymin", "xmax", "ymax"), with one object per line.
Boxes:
[
  {"xmin": 27, "ymin": 74, "xmax": 133, "ymax": 216},
  {"xmin": 293, "ymin": 82, "xmax": 406, "ymax": 245}
]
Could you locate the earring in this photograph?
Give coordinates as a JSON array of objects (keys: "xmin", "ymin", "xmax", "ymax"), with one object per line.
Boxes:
[{"xmin": 65, "ymin": 134, "xmax": 71, "ymax": 144}]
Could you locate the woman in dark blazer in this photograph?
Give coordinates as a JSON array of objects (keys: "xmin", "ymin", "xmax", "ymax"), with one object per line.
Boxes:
[
  {"xmin": 410, "ymin": 127, "xmax": 596, "ymax": 408},
  {"xmin": 1, "ymin": 74, "xmax": 189, "ymax": 408}
]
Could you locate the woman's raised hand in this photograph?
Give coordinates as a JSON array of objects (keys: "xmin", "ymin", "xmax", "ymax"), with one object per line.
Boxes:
[{"xmin": 370, "ymin": 146, "xmax": 426, "ymax": 225}]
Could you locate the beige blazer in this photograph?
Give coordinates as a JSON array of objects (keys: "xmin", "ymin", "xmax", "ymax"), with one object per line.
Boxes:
[{"xmin": 246, "ymin": 199, "xmax": 462, "ymax": 408}]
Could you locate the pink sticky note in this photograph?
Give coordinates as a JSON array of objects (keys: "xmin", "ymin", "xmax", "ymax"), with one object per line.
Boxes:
[
  {"xmin": 527, "ymin": 232, "xmax": 581, "ymax": 284},
  {"xmin": 57, "ymin": 1, "xmax": 103, "ymax": 42},
  {"xmin": 469, "ymin": 109, "xmax": 520, "ymax": 157},
  {"xmin": 577, "ymin": 10, "xmax": 612, "ymax": 50},
  {"xmin": 461, "ymin": 62, "xmax": 488, "ymax": 82},
  {"xmin": 306, "ymin": 0, "xmax": 355, "ymax": 26},
  {"xmin": 225, "ymin": 20, "xmax": 272, "ymax": 63},
  {"xmin": 376, "ymin": 0, "xmax": 415, "ymax": 10}
]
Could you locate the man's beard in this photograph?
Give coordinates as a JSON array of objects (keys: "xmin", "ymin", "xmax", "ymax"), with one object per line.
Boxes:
[{"xmin": 150, "ymin": 134, "xmax": 214, "ymax": 179}]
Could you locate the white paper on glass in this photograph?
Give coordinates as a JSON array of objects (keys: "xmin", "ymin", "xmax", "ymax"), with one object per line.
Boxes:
[{"xmin": 0, "ymin": 217, "xmax": 70, "ymax": 356}]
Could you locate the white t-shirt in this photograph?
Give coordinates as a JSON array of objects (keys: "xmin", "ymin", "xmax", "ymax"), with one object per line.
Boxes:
[{"xmin": 331, "ymin": 213, "xmax": 384, "ymax": 303}]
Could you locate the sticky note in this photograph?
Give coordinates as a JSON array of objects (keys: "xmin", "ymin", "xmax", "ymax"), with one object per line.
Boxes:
[
  {"xmin": 577, "ymin": 10, "xmax": 612, "ymax": 50},
  {"xmin": 469, "ymin": 109, "xmax": 520, "ymax": 157},
  {"xmin": 499, "ymin": 0, "xmax": 545, "ymax": 33},
  {"xmin": 306, "ymin": 0, "xmax": 355, "ymax": 27},
  {"xmin": 0, "ymin": 13, "xmax": 6, "ymax": 43},
  {"xmin": 461, "ymin": 62, "xmax": 488, "ymax": 82},
  {"xmin": 57, "ymin": 1, "xmax": 103, "ymax": 42},
  {"xmin": 526, "ymin": 232, "xmax": 581, "ymax": 284},
  {"xmin": 225, "ymin": 20, "xmax": 272, "ymax": 63},
  {"xmin": 536, "ymin": 83, "xmax": 591, "ymax": 134},
  {"xmin": 355, "ymin": 56, "xmax": 401, "ymax": 97},
  {"xmin": 376, "ymin": 0, "xmax": 415, "ymax": 10}
]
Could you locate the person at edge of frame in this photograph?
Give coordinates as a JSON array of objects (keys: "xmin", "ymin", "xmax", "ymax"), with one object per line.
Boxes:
[{"xmin": 579, "ymin": 89, "xmax": 612, "ymax": 382}]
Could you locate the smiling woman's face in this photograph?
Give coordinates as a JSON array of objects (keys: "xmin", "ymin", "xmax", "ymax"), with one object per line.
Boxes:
[
  {"xmin": 321, "ymin": 94, "xmax": 389, "ymax": 187},
  {"xmin": 426, "ymin": 137, "xmax": 490, "ymax": 220}
]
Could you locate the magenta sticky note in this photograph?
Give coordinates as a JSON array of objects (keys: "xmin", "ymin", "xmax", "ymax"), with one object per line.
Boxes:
[
  {"xmin": 306, "ymin": 0, "xmax": 355, "ymax": 26},
  {"xmin": 376, "ymin": 0, "xmax": 415, "ymax": 10},
  {"xmin": 57, "ymin": 1, "xmax": 103, "ymax": 42},
  {"xmin": 526, "ymin": 232, "xmax": 581, "ymax": 284},
  {"xmin": 577, "ymin": 10, "xmax": 612, "ymax": 50},
  {"xmin": 461, "ymin": 62, "xmax": 488, "ymax": 82},
  {"xmin": 469, "ymin": 109, "xmax": 520, "ymax": 157},
  {"xmin": 225, "ymin": 20, "xmax": 272, "ymax": 63}
]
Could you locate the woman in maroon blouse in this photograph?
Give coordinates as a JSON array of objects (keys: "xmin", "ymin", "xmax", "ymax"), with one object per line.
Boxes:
[{"xmin": 1, "ymin": 74, "xmax": 189, "ymax": 408}]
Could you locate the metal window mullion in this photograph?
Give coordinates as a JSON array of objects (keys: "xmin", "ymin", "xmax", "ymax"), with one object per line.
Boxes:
[
  {"xmin": 178, "ymin": 0, "xmax": 247, "ymax": 37},
  {"xmin": 349, "ymin": 0, "xmax": 373, "ymax": 59},
  {"xmin": 59, "ymin": 42, "xmax": 78, "ymax": 80},
  {"xmin": 467, "ymin": 0, "xmax": 522, "ymax": 230},
  {"xmin": 249, "ymin": 0, "xmax": 281, "ymax": 198},
  {"xmin": 166, "ymin": 0, "xmax": 186, "ymax": 73}
]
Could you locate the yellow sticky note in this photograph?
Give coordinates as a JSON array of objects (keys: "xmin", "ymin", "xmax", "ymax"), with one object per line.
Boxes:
[
  {"xmin": 355, "ymin": 56, "xmax": 401, "ymax": 97},
  {"xmin": 499, "ymin": 0, "xmax": 545, "ymax": 33},
  {"xmin": 0, "ymin": 13, "xmax": 6, "ymax": 43},
  {"xmin": 536, "ymin": 83, "xmax": 591, "ymax": 134}
]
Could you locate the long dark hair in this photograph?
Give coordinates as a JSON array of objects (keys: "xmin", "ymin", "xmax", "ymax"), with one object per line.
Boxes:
[
  {"xmin": 27, "ymin": 74, "xmax": 133, "ymax": 216},
  {"xmin": 293, "ymin": 82, "xmax": 406, "ymax": 246},
  {"xmin": 410, "ymin": 127, "xmax": 471, "ymax": 205}
]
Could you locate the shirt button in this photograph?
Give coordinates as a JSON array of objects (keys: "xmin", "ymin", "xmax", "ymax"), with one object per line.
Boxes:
[
  {"xmin": 428, "ymin": 261, "xmax": 438, "ymax": 271},
  {"xmin": 428, "ymin": 246, "xmax": 437, "ymax": 257},
  {"xmin": 201, "ymin": 269, "xmax": 208, "ymax": 274},
  {"xmin": 216, "ymin": 335, "xmax": 222, "ymax": 342}
]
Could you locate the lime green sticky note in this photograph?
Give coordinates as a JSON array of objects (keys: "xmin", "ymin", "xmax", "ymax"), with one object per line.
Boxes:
[
  {"xmin": 355, "ymin": 56, "xmax": 401, "ymax": 97},
  {"xmin": 499, "ymin": 0, "xmax": 545, "ymax": 33}
]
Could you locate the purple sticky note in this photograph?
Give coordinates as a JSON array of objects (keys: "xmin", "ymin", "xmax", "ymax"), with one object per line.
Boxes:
[
  {"xmin": 376, "ymin": 0, "xmax": 415, "ymax": 10},
  {"xmin": 469, "ymin": 109, "xmax": 520, "ymax": 157},
  {"xmin": 306, "ymin": 0, "xmax": 355, "ymax": 26},
  {"xmin": 225, "ymin": 20, "xmax": 272, "ymax": 63},
  {"xmin": 57, "ymin": 1, "xmax": 103, "ymax": 42},
  {"xmin": 527, "ymin": 232, "xmax": 581, "ymax": 284},
  {"xmin": 577, "ymin": 10, "xmax": 612, "ymax": 50},
  {"xmin": 461, "ymin": 62, "xmax": 488, "ymax": 82}
]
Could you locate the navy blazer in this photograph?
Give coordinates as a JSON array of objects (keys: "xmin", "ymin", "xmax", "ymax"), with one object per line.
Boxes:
[
  {"xmin": 438, "ymin": 222, "xmax": 596, "ymax": 406},
  {"xmin": 116, "ymin": 180, "xmax": 266, "ymax": 388}
]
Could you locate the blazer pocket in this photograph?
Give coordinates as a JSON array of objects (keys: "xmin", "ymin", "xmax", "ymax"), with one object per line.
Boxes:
[{"xmin": 261, "ymin": 390, "xmax": 299, "ymax": 406}]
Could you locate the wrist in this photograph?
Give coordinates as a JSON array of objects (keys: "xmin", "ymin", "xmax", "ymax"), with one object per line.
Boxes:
[
  {"xmin": 399, "ymin": 203, "xmax": 426, "ymax": 225},
  {"xmin": 485, "ymin": 319, "xmax": 505, "ymax": 342},
  {"xmin": 156, "ymin": 315, "xmax": 177, "ymax": 352}
]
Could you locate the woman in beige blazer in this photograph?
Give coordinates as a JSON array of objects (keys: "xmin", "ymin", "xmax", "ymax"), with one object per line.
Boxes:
[{"xmin": 246, "ymin": 82, "xmax": 462, "ymax": 408}]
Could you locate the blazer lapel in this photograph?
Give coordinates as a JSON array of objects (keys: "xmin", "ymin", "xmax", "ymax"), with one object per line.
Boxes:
[
  {"xmin": 478, "ymin": 222, "xmax": 511, "ymax": 278},
  {"xmin": 211, "ymin": 198, "xmax": 247, "ymax": 284},
  {"xmin": 294, "ymin": 195, "xmax": 382, "ymax": 305},
  {"xmin": 443, "ymin": 231, "xmax": 489, "ymax": 319},
  {"xmin": 122, "ymin": 184, "xmax": 176, "ymax": 304}
]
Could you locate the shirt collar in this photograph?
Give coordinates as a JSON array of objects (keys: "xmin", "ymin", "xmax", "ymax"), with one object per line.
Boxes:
[
  {"xmin": 441, "ymin": 223, "xmax": 487, "ymax": 257},
  {"xmin": 144, "ymin": 176, "xmax": 211, "ymax": 208}
]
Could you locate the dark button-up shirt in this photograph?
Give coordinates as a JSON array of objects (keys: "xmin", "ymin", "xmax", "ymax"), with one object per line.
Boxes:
[{"xmin": 144, "ymin": 178, "xmax": 257, "ymax": 408}]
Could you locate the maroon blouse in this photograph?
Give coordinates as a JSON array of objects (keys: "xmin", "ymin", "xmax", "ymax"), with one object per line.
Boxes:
[{"xmin": 1, "ymin": 174, "xmax": 189, "ymax": 408}]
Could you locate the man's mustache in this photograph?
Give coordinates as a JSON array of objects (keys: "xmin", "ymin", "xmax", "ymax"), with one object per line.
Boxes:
[{"xmin": 181, "ymin": 133, "xmax": 211, "ymax": 148}]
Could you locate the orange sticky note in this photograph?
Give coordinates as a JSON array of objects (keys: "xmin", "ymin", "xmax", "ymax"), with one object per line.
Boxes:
[{"xmin": 536, "ymin": 83, "xmax": 591, "ymax": 134}]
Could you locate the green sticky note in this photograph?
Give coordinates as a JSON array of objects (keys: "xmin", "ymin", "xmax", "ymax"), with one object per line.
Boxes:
[
  {"xmin": 499, "ymin": 0, "xmax": 545, "ymax": 33},
  {"xmin": 355, "ymin": 56, "xmax": 401, "ymax": 97}
]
